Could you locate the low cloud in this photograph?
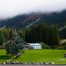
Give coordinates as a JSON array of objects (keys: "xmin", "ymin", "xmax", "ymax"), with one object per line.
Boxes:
[{"xmin": 0, "ymin": 0, "xmax": 66, "ymax": 18}]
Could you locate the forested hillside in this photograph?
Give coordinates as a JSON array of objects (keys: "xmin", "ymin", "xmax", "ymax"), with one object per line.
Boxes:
[
  {"xmin": 0, "ymin": 10, "xmax": 66, "ymax": 29},
  {"xmin": 0, "ymin": 10, "xmax": 66, "ymax": 49}
]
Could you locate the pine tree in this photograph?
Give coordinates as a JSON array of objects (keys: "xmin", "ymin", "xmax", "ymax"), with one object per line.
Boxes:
[
  {"xmin": 0, "ymin": 30, "xmax": 6, "ymax": 46},
  {"xmin": 5, "ymin": 29, "xmax": 26, "ymax": 57}
]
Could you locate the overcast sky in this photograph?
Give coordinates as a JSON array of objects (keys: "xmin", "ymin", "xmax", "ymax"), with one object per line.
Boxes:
[{"xmin": 0, "ymin": 0, "xmax": 66, "ymax": 19}]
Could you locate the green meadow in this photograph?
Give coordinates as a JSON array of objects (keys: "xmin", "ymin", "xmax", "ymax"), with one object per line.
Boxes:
[{"xmin": 0, "ymin": 49, "xmax": 66, "ymax": 64}]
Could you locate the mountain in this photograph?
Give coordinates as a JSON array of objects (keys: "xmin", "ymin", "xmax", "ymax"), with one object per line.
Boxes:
[{"xmin": 0, "ymin": 10, "xmax": 66, "ymax": 29}]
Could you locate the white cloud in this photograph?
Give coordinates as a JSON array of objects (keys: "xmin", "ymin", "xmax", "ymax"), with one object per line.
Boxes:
[{"xmin": 0, "ymin": 0, "xmax": 66, "ymax": 18}]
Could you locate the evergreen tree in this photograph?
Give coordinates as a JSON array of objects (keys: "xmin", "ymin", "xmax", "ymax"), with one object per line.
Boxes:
[
  {"xmin": 5, "ymin": 29, "xmax": 25, "ymax": 57},
  {"xmin": 48, "ymin": 25, "xmax": 60, "ymax": 48},
  {"xmin": 0, "ymin": 30, "xmax": 6, "ymax": 46}
]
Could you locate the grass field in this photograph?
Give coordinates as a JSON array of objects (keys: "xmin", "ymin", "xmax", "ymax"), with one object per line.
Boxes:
[{"xmin": 0, "ymin": 49, "xmax": 66, "ymax": 64}]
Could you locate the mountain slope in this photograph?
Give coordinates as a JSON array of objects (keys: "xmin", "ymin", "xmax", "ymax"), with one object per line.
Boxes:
[{"xmin": 0, "ymin": 10, "xmax": 66, "ymax": 29}]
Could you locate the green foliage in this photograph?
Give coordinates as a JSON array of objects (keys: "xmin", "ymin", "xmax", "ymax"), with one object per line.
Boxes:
[
  {"xmin": 25, "ymin": 24, "xmax": 60, "ymax": 47},
  {"xmin": 57, "ymin": 42, "xmax": 66, "ymax": 50},
  {"xmin": 5, "ymin": 30, "xmax": 26, "ymax": 56},
  {"xmin": 59, "ymin": 25, "xmax": 66, "ymax": 39},
  {"xmin": 46, "ymin": 25, "xmax": 60, "ymax": 47},
  {"xmin": 0, "ymin": 30, "xmax": 6, "ymax": 46},
  {"xmin": 0, "ymin": 23, "xmax": 65, "ymax": 50},
  {"xmin": 56, "ymin": 46, "xmax": 65, "ymax": 49},
  {"xmin": 42, "ymin": 44, "xmax": 51, "ymax": 49},
  {"xmin": 18, "ymin": 30, "xmax": 25, "ymax": 38},
  {"xmin": 13, "ymin": 31, "xmax": 25, "ymax": 50}
]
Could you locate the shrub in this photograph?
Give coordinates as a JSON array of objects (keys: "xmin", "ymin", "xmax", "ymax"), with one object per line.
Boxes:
[
  {"xmin": 57, "ymin": 42, "xmax": 66, "ymax": 50},
  {"xmin": 42, "ymin": 44, "xmax": 51, "ymax": 49},
  {"xmin": 56, "ymin": 46, "xmax": 65, "ymax": 49}
]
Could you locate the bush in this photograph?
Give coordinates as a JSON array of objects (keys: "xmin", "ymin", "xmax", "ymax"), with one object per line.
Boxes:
[
  {"xmin": 42, "ymin": 44, "xmax": 51, "ymax": 49},
  {"xmin": 56, "ymin": 42, "xmax": 66, "ymax": 49},
  {"xmin": 56, "ymin": 46, "xmax": 65, "ymax": 49}
]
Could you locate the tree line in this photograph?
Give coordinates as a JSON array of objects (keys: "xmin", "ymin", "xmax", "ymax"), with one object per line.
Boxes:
[{"xmin": 0, "ymin": 23, "xmax": 66, "ymax": 49}]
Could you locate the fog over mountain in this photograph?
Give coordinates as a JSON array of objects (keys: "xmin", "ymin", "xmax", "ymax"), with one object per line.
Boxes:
[
  {"xmin": 0, "ymin": 9, "xmax": 66, "ymax": 29},
  {"xmin": 0, "ymin": 0, "xmax": 66, "ymax": 19}
]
